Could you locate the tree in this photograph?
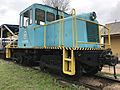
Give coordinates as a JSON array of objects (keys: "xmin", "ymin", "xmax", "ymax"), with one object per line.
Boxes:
[{"xmin": 42, "ymin": 0, "xmax": 70, "ymax": 11}]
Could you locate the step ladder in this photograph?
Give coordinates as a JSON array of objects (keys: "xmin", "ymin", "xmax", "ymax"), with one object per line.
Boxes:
[{"xmin": 63, "ymin": 48, "xmax": 75, "ymax": 75}]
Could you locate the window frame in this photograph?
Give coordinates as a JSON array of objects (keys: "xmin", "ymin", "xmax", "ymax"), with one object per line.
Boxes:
[
  {"xmin": 19, "ymin": 15, "xmax": 23, "ymax": 28},
  {"xmin": 29, "ymin": 9, "xmax": 33, "ymax": 25}
]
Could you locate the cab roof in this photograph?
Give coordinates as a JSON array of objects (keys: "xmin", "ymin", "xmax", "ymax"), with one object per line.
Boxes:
[{"xmin": 20, "ymin": 3, "xmax": 69, "ymax": 15}]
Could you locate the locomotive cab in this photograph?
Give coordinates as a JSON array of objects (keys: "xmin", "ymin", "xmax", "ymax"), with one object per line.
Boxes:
[
  {"xmin": 18, "ymin": 3, "xmax": 69, "ymax": 47},
  {"xmin": 19, "ymin": 4, "xmax": 69, "ymax": 27}
]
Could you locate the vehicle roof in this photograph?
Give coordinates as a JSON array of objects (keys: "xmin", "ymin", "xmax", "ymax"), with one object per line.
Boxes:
[{"xmin": 20, "ymin": 3, "xmax": 69, "ymax": 15}]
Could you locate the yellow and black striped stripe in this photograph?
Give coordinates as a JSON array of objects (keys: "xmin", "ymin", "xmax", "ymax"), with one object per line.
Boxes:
[{"xmin": 10, "ymin": 46, "xmax": 106, "ymax": 51}]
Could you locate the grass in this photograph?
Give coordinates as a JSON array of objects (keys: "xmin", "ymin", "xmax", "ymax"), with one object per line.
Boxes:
[{"xmin": 0, "ymin": 60, "xmax": 87, "ymax": 90}]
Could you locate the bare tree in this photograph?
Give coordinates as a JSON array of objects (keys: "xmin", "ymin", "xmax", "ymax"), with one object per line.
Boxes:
[{"xmin": 42, "ymin": 0, "xmax": 70, "ymax": 11}]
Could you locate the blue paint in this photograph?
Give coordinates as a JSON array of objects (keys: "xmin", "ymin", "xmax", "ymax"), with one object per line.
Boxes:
[{"xmin": 18, "ymin": 3, "xmax": 100, "ymax": 49}]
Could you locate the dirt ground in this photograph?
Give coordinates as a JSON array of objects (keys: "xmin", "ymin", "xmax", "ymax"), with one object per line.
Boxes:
[
  {"xmin": 103, "ymin": 84, "xmax": 120, "ymax": 90},
  {"xmin": 102, "ymin": 63, "xmax": 120, "ymax": 74},
  {"xmin": 101, "ymin": 63, "xmax": 120, "ymax": 90}
]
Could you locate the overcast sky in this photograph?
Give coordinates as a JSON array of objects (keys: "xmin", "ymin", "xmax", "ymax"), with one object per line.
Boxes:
[{"xmin": 0, "ymin": 0, "xmax": 120, "ymax": 25}]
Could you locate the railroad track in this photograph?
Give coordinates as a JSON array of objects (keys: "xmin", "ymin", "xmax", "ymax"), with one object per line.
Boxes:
[
  {"xmin": 32, "ymin": 66, "xmax": 120, "ymax": 90},
  {"xmin": 79, "ymin": 75, "xmax": 120, "ymax": 90},
  {"xmin": 56, "ymin": 76, "xmax": 101, "ymax": 90},
  {"xmin": 3, "ymin": 60, "xmax": 120, "ymax": 90},
  {"xmin": 56, "ymin": 75, "xmax": 120, "ymax": 90}
]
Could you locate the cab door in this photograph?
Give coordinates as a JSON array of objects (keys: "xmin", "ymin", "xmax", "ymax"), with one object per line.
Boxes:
[{"xmin": 18, "ymin": 9, "xmax": 34, "ymax": 47}]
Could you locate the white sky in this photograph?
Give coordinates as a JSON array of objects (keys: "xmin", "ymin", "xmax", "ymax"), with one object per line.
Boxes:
[{"xmin": 0, "ymin": 0, "xmax": 120, "ymax": 25}]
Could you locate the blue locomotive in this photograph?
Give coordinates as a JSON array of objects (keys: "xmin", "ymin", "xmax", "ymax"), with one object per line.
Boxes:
[{"xmin": 5, "ymin": 3, "xmax": 118, "ymax": 76}]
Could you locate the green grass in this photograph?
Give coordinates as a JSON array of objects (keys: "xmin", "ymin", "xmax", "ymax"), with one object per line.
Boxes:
[{"xmin": 0, "ymin": 60, "xmax": 87, "ymax": 90}]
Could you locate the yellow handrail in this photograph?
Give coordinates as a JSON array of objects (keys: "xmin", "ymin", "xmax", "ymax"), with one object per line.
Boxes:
[
  {"xmin": 61, "ymin": 12, "xmax": 64, "ymax": 46},
  {"xmin": 79, "ymin": 42, "xmax": 110, "ymax": 46},
  {"xmin": 71, "ymin": 9, "xmax": 78, "ymax": 47},
  {"xmin": 107, "ymin": 24, "xmax": 111, "ymax": 48},
  {"xmin": 98, "ymin": 25, "xmax": 102, "ymax": 48},
  {"xmin": 44, "ymin": 24, "xmax": 46, "ymax": 48},
  {"xmin": 76, "ymin": 18, "xmax": 109, "ymax": 30},
  {"xmin": 58, "ymin": 21, "xmax": 60, "ymax": 47},
  {"xmin": 76, "ymin": 17, "xmax": 111, "ymax": 49},
  {"xmin": 72, "ymin": 9, "xmax": 75, "ymax": 47}
]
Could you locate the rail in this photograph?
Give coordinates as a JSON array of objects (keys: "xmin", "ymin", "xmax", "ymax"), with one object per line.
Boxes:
[{"xmin": 32, "ymin": 65, "xmax": 120, "ymax": 90}]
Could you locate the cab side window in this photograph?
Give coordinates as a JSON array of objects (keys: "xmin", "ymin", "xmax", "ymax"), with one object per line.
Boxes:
[
  {"xmin": 23, "ymin": 9, "xmax": 32, "ymax": 27},
  {"xmin": 47, "ymin": 12, "xmax": 55, "ymax": 22},
  {"xmin": 35, "ymin": 9, "xmax": 45, "ymax": 25}
]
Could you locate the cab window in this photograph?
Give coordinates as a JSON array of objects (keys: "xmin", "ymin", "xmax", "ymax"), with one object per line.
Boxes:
[
  {"xmin": 47, "ymin": 12, "xmax": 55, "ymax": 22},
  {"xmin": 35, "ymin": 9, "xmax": 45, "ymax": 25},
  {"xmin": 23, "ymin": 9, "xmax": 32, "ymax": 27}
]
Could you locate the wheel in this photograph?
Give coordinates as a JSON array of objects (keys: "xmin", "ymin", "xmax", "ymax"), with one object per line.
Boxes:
[
  {"xmin": 12, "ymin": 53, "xmax": 23, "ymax": 64},
  {"xmin": 22, "ymin": 55, "xmax": 31, "ymax": 66},
  {"xmin": 39, "ymin": 62, "xmax": 46, "ymax": 71},
  {"xmin": 39, "ymin": 56, "xmax": 47, "ymax": 71},
  {"xmin": 83, "ymin": 66, "xmax": 99, "ymax": 75},
  {"xmin": 73, "ymin": 63, "xmax": 83, "ymax": 78}
]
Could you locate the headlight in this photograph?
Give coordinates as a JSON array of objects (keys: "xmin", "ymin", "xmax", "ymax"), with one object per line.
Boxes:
[{"xmin": 90, "ymin": 12, "xmax": 97, "ymax": 20}]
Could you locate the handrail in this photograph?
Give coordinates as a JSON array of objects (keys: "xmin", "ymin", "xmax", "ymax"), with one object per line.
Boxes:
[
  {"xmin": 33, "ymin": 9, "xmax": 111, "ymax": 49},
  {"xmin": 71, "ymin": 9, "xmax": 79, "ymax": 47},
  {"xmin": 3, "ymin": 25, "xmax": 16, "ymax": 36},
  {"xmin": 76, "ymin": 18, "xmax": 109, "ymax": 30},
  {"xmin": 61, "ymin": 12, "xmax": 64, "ymax": 46},
  {"xmin": 98, "ymin": 25, "xmax": 102, "ymax": 48},
  {"xmin": 44, "ymin": 24, "xmax": 46, "ymax": 48},
  {"xmin": 76, "ymin": 15, "xmax": 111, "ymax": 49},
  {"xmin": 78, "ymin": 42, "xmax": 110, "ymax": 46},
  {"xmin": 107, "ymin": 24, "xmax": 111, "ymax": 48},
  {"xmin": 72, "ymin": 9, "xmax": 75, "ymax": 47},
  {"xmin": 5, "ymin": 38, "xmax": 18, "ymax": 48},
  {"xmin": 34, "ymin": 19, "xmax": 64, "ymax": 29}
]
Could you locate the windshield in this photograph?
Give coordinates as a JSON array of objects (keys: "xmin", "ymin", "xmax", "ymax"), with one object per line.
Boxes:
[{"xmin": 20, "ymin": 9, "xmax": 32, "ymax": 27}]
